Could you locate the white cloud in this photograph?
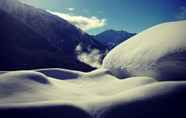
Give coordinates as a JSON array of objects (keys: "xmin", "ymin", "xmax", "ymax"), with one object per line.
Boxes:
[
  {"xmin": 75, "ymin": 44, "xmax": 103, "ymax": 68},
  {"xmin": 47, "ymin": 10, "xmax": 106, "ymax": 31},
  {"xmin": 176, "ymin": 6, "xmax": 186, "ymax": 20},
  {"xmin": 67, "ymin": 8, "xmax": 75, "ymax": 11}
]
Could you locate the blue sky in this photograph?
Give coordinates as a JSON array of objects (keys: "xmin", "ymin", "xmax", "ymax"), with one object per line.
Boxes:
[{"xmin": 20, "ymin": 0, "xmax": 186, "ymax": 34}]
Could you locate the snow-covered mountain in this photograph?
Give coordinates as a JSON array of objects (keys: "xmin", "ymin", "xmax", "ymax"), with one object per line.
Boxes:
[
  {"xmin": 94, "ymin": 29, "xmax": 135, "ymax": 49},
  {"xmin": 103, "ymin": 20, "xmax": 186, "ymax": 81},
  {"xmin": 0, "ymin": 0, "xmax": 107, "ymax": 71}
]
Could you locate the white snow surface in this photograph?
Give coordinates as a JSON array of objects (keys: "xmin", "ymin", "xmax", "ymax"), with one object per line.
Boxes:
[
  {"xmin": 0, "ymin": 69, "xmax": 186, "ymax": 117},
  {"xmin": 0, "ymin": 69, "xmax": 156, "ymax": 104},
  {"xmin": 103, "ymin": 20, "xmax": 186, "ymax": 80}
]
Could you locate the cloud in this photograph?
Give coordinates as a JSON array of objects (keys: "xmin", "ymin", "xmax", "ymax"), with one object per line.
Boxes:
[
  {"xmin": 47, "ymin": 10, "xmax": 106, "ymax": 31},
  {"xmin": 75, "ymin": 44, "xmax": 103, "ymax": 68},
  {"xmin": 176, "ymin": 6, "xmax": 186, "ymax": 20},
  {"xmin": 66, "ymin": 8, "xmax": 75, "ymax": 11}
]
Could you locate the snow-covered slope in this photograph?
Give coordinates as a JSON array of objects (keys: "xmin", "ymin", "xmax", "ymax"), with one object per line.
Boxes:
[
  {"xmin": 0, "ymin": 69, "xmax": 185, "ymax": 118},
  {"xmin": 0, "ymin": 0, "xmax": 102, "ymax": 51},
  {"xmin": 0, "ymin": 0, "xmax": 107, "ymax": 71},
  {"xmin": 94, "ymin": 29, "xmax": 135, "ymax": 49},
  {"xmin": 103, "ymin": 20, "xmax": 186, "ymax": 80}
]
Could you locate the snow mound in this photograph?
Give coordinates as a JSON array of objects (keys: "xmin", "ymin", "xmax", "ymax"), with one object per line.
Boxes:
[
  {"xmin": 0, "ymin": 69, "xmax": 186, "ymax": 118},
  {"xmin": 0, "ymin": 68, "xmax": 186, "ymax": 117},
  {"xmin": 0, "ymin": 69, "xmax": 156, "ymax": 104},
  {"xmin": 103, "ymin": 20, "xmax": 186, "ymax": 80},
  {"xmin": 96, "ymin": 81, "xmax": 186, "ymax": 118}
]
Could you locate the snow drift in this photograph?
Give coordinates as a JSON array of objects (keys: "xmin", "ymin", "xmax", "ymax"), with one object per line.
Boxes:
[
  {"xmin": 103, "ymin": 20, "xmax": 186, "ymax": 81},
  {"xmin": 0, "ymin": 69, "xmax": 186, "ymax": 118}
]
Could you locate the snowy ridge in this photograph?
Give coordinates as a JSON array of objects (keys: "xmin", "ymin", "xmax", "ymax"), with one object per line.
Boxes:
[
  {"xmin": 103, "ymin": 20, "xmax": 186, "ymax": 80},
  {"xmin": 0, "ymin": 0, "xmax": 105, "ymax": 51},
  {"xmin": 0, "ymin": 0, "xmax": 109, "ymax": 71}
]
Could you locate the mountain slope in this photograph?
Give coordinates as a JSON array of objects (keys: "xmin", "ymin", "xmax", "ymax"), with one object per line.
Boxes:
[
  {"xmin": 103, "ymin": 20, "xmax": 186, "ymax": 81},
  {"xmin": 0, "ymin": 9, "xmax": 95, "ymax": 71},
  {"xmin": 94, "ymin": 29, "xmax": 135, "ymax": 49},
  {"xmin": 0, "ymin": 0, "xmax": 106, "ymax": 71}
]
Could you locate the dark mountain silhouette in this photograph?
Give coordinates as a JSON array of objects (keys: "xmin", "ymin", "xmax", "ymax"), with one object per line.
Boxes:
[
  {"xmin": 94, "ymin": 29, "xmax": 135, "ymax": 49},
  {"xmin": 0, "ymin": 0, "xmax": 107, "ymax": 71}
]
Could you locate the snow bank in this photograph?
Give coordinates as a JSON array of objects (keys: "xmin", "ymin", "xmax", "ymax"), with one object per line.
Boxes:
[
  {"xmin": 103, "ymin": 20, "xmax": 186, "ymax": 80},
  {"xmin": 0, "ymin": 69, "xmax": 156, "ymax": 104},
  {"xmin": 96, "ymin": 81, "xmax": 186, "ymax": 118},
  {"xmin": 0, "ymin": 70, "xmax": 185, "ymax": 118}
]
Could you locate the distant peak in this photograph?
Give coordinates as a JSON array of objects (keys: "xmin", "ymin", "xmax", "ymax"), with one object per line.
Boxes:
[{"xmin": 97, "ymin": 29, "xmax": 133, "ymax": 36}]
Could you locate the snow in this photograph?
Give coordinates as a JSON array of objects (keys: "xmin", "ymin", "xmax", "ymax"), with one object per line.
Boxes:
[
  {"xmin": 0, "ymin": 69, "xmax": 185, "ymax": 117},
  {"xmin": 0, "ymin": 69, "xmax": 156, "ymax": 104},
  {"xmin": 0, "ymin": 20, "xmax": 186, "ymax": 117},
  {"xmin": 103, "ymin": 20, "xmax": 186, "ymax": 80}
]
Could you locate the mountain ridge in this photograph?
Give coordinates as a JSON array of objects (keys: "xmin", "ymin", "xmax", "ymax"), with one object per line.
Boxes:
[
  {"xmin": 94, "ymin": 29, "xmax": 135, "ymax": 49},
  {"xmin": 0, "ymin": 0, "xmax": 107, "ymax": 71}
]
